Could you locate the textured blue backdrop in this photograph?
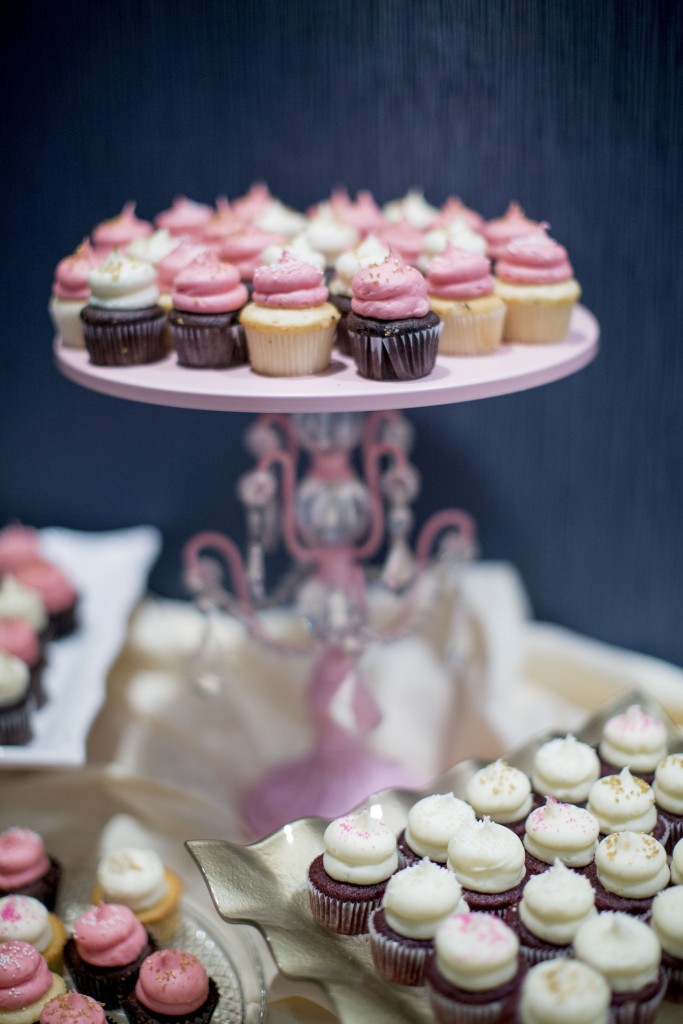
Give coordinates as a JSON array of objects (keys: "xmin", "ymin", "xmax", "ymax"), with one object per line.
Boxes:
[{"xmin": 1, "ymin": 1, "xmax": 681, "ymax": 665}]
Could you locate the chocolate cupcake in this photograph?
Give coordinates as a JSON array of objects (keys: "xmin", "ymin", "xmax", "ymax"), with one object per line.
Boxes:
[
  {"xmin": 589, "ymin": 831, "xmax": 669, "ymax": 920},
  {"xmin": 465, "ymin": 760, "xmax": 533, "ymax": 839},
  {"xmin": 597, "ymin": 703, "xmax": 669, "ymax": 785},
  {"xmin": 531, "ymin": 733, "xmax": 600, "ymax": 806},
  {"xmin": 11, "ymin": 559, "xmax": 78, "ymax": 642},
  {"xmin": 0, "ymin": 652, "xmax": 32, "ymax": 745},
  {"xmin": 327, "ymin": 234, "xmax": 389, "ymax": 356},
  {"xmin": 446, "ymin": 817, "xmax": 527, "ymax": 918},
  {"xmin": 120, "ymin": 950, "xmax": 219, "ymax": 1024},
  {"xmin": 587, "ymin": 767, "xmax": 670, "ymax": 847},
  {"xmin": 504, "ymin": 860, "xmax": 596, "ymax": 965},
  {"xmin": 653, "ymin": 753, "xmax": 683, "ymax": 850},
  {"xmin": 650, "ymin": 886, "xmax": 683, "ymax": 1003},
  {"xmin": 396, "ymin": 793, "xmax": 475, "ymax": 870},
  {"xmin": 168, "ymin": 252, "xmax": 248, "ymax": 369},
  {"xmin": 523, "ymin": 798, "xmax": 599, "ymax": 876},
  {"xmin": 0, "ymin": 828, "xmax": 62, "ymax": 911}
]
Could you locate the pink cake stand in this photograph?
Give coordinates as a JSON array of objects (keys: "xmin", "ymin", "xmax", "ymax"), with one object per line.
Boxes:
[{"xmin": 55, "ymin": 306, "xmax": 599, "ymax": 837}]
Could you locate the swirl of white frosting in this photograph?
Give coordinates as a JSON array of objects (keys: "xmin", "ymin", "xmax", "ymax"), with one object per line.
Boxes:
[
  {"xmin": 524, "ymin": 798, "xmax": 599, "ymax": 867},
  {"xmin": 330, "ymin": 234, "xmax": 391, "ymax": 296},
  {"xmin": 96, "ymin": 847, "xmax": 168, "ymax": 910},
  {"xmin": 0, "ymin": 895, "xmax": 53, "ymax": 950},
  {"xmin": 254, "ymin": 200, "xmax": 307, "ymax": 239},
  {"xmin": 672, "ymin": 838, "xmax": 683, "ymax": 885},
  {"xmin": 599, "ymin": 704, "xmax": 668, "ymax": 772},
  {"xmin": 587, "ymin": 767, "xmax": 657, "ymax": 834},
  {"xmin": 434, "ymin": 911, "xmax": 519, "ymax": 992},
  {"xmin": 518, "ymin": 860, "xmax": 595, "ymax": 945},
  {"xmin": 532, "ymin": 734, "xmax": 600, "ymax": 803},
  {"xmin": 595, "ymin": 830, "xmax": 669, "ymax": 898},
  {"xmin": 519, "ymin": 958, "xmax": 610, "ymax": 1024},
  {"xmin": 88, "ymin": 252, "xmax": 159, "ymax": 310},
  {"xmin": 419, "ymin": 220, "xmax": 488, "ymax": 272},
  {"xmin": 126, "ymin": 228, "xmax": 181, "ymax": 265},
  {"xmin": 465, "ymin": 760, "xmax": 533, "ymax": 824},
  {"xmin": 404, "ymin": 793, "xmax": 476, "ymax": 863},
  {"xmin": 322, "ymin": 810, "xmax": 398, "ymax": 885},
  {"xmin": 260, "ymin": 235, "xmax": 326, "ymax": 272},
  {"xmin": 447, "ymin": 817, "xmax": 525, "ymax": 893},
  {"xmin": 653, "ymin": 754, "xmax": 683, "ymax": 815},
  {"xmin": 304, "ymin": 212, "xmax": 359, "ymax": 264},
  {"xmin": 0, "ymin": 650, "xmax": 30, "ymax": 708},
  {"xmin": 651, "ymin": 885, "xmax": 683, "ymax": 959},
  {"xmin": 0, "ymin": 576, "xmax": 48, "ymax": 632},
  {"xmin": 382, "ymin": 858, "xmax": 464, "ymax": 940},
  {"xmin": 383, "ymin": 188, "xmax": 438, "ymax": 229},
  {"xmin": 573, "ymin": 912, "xmax": 661, "ymax": 993}
]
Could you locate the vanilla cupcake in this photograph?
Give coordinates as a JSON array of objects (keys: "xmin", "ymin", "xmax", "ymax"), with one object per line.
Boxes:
[
  {"xmin": 573, "ymin": 912, "xmax": 665, "ymax": 1024},
  {"xmin": 91, "ymin": 848, "xmax": 182, "ymax": 945},
  {"xmin": 504, "ymin": 860, "xmax": 596, "ymax": 964},
  {"xmin": 465, "ymin": 760, "xmax": 533, "ymax": 836},
  {"xmin": 368, "ymin": 858, "xmax": 468, "ymax": 986},
  {"xmin": 426, "ymin": 244, "xmax": 506, "ymax": 355},
  {"xmin": 0, "ymin": 897, "xmax": 66, "ymax": 974},
  {"xmin": 531, "ymin": 733, "xmax": 600, "ymax": 804},
  {"xmin": 398, "ymin": 793, "xmax": 476, "ymax": 869},
  {"xmin": 240, "ymin": 251, "xmax": 339, "ymax": 376},
  {"xmin": 653, "ymin": 754, "xmax": 683, "ymax": 849},
  {"xmin": 518, "ymin": 958, "xmax": 610, "ymax": 1024},
  {"xmin": 599, "ymin": 703, "xmax": 669, "ymax": 782},
  {"xmin": 586, "ymin": 767, "xmax": 668, "ymax": 845},
  {"xmin": 592, "ymin": 831, "xmax": 669, "ymax": 918},
  {"xmin": 523, "ymin": 797, "xmax": 599, "ymax": 874},
  {"xmin": 306, "ymin": 809, "xmax": 398, "ymax": 935},
  {"xmin": 483, "ymin": 201, "xmax": 539, "ymax": 261},
  {"xmin": 446, "ymin": 817, "xmax": 526, "ymax": 917},
  {"xmin": 48, "ymin": 239, "xmax": 101, "ymax": 348},
  {"xmin": 650, "ymin": 886, "xmax": 683, "ymax": 1002},
  {"xmin": 0, "ymin": 941, "xmax": 66, "ymax": 1024}
]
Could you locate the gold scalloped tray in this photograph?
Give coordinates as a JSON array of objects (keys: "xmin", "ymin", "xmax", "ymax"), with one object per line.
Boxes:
[{"xmin": 187, "ymin": 689, "xmax": 683, "ymax": 1024}]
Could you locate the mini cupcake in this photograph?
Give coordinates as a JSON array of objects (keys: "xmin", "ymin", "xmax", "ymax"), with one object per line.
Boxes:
[
  {"xmin": 303, "ymin": 209, "xmax": 359, "ymax": 272},
  {"xmin": 650, "ymin": 886, "xmax": 683, "ymax": 1003},
  {"xmin": 0, "ymin": 652, "xmax": 32, "ymax": 746},
  {"xmin": 81, "ymin": 252, "xmax": 166, "ymax": 367},
  {"xmin": 483, "ymin": 201, "xmax": 539, "ymax": 262},
  {"xmin": 231, "ymin": 182, "xmax": 273, "ymax": 224},
  {"xmin": 63, "ymin": 903, "xmax": 155, "ymax": 1008},
  {"xmin": 0, "ymin": 896, "xmax": 66, "ymax": 974},
  {"xmin": 518, "ymin": 957, "xmax": 611, "ymax": 1024},
  {"xmin": 40, "ymin": 992, "xmax": 111, "ymax": 1024},
  {"xmin": 91, "ymin": 203, "xmax": 153, "ymax": 258},
  {"xmin": 347, "ymin": 252, "xmax": 441, "ymax": 381},
  {"xmin": 168, "ymin": 252, "xmax": 248, "ymax": 369},
  {"xmin": 586, "ymin": 767, "xmax": 669, "ymax": 845},
  {"xmin": 504, "ymin": 860, "xmax": 596, "ymax": 964},
  {"xmin": 0, "ymin": 525, "xmax": 41, "ymax": 577},
  {"xmin": 396, "ymin": 793, "xmax": 475, "ymax": 869},
  {"xmin": 0, "ymin": 942, "xmax": 65, "ymax": 1024},
  {"xmin": 0, "ymin": 619, "xmax": 46, "ymax": 709},
  {"xmin": 219, "ymin": 225, "xmax": 286, "ymax": 290},
  {"xmin": 446, "ymin": 817, "xmax": 526, "ymax": 917},
  {"xmin": 591, "ymin": 831, "xmax": 669, "ymax": 919},
  {"xmin": 12, "ymin": 560, "xmax": 78, "ymax": 641},
  {"xmin": 424, "ymin": 912, "xmax": 526, "ymax": 1024},
  {"xmin": 465, "ymin": 760, "xmax": 533, "ymax": 837},
  {"xmin": 378, "ymin": 219, "xmax": 425, "ymax": 266},
  {"xmin": 598, "ymin": 703, "xmax": 669, "ymax": 783},
  {"xmin": 531, "ymin": 733, "xmax": 600, "ymax": 805},
  {"xmin": 369, "ymin": 858, "xmax": 467, "ymax": 987},
  {"xmin": 240, "ymin": 251, "xmax": 340, "ymax": 376},
  {"xmin": 573, "ymin": 912, "xmax": 665, "ymax": 1024},
  {"xmin": 327, "ymin": 234, "xmax": 389, "ymax": 355},
  {"xmin": 672, "ymin": 837, "xmax": 683, "ymax": 884},
  {"xmin": 255, "ymin": 199, "xmax": 307, "ymax": 241},
  {"xmin": 419, "ymin": 219, "xmax": 488, "ymax": 272},
  {"xmin": 91, "ymin": 848, "xmax": 182, "ymax": 945},
  {"xmin": 654, "ymin": 754, "xmax": 683, "ymax": 850},
  {"xmin": 121, "ymin": 950, "xmax": 219, "ymax": 1024},
  {"xmin": 0, "ymin": 577, "xmax": 49, "ymax": 640},
  {"xmin": 48, "ymin": 239, "xmax": 101, "ymax": 348},
  {"xmin": 156, "ymin": 241, "xmax": 210, "ymax": 316},
  {"xmin": 523, "ymin": 798, "xmax": 599, "ymax": 875},
  {"xmin": 307, "ymin": 809, "xmax": 398, "ymax": 936},
  {"xmin": 200, "ymin": 197, "xmax": 243, "ymax": 252},
  {"xmin": 259, "ymin": 234, "xmax": 326, "ymax": 275},
  {"xmin": 425, "ymin": 244, "xmax": 506, "ymax": 356},
  {"xmin": 433, "ymin": 197, "xmax": 485, "ymax": 234},
  {"xmin": 126, "ymin": 229, "xmax": 181, "ymax": 268},
  {"xmin": 494, "ymin": 226, "xmax": 581, "ymax": 344},
  {"xmin": 382, "ymin": 188, "xmax": 438, "ymax": 230},
  {"xmin": 154, "ymin": 197, "xmax": 214, "ymax": 240},
  {"xmin": 335, "ymin": 190, "xmax": 385, "ymax": 239},
  {"xmin": 0, "ymin": 829, "xmax": 62, "ymax": 911}
]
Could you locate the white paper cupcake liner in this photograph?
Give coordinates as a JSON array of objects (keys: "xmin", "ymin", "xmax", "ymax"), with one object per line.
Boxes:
[
  {"xmin": 307, "ymin": 881, "xmax": 379, "ymax": 936},
  {"xmin": 245, "ymin": 324, "xmax": 335, "ymax": 376},
  {"xmin": 502, "ymin": 298, "xmax": 576, "ymax": 344},
  {"xmin": 427, "ymin": 986, "xmax": 507, "ymax": 1024},
  {"xmin": 609, "ymin": 973, "xmax": 667, "ymax": 1024},
  {"xmin": 438, "ymin": 304, "xmax": 506, "ymax": 356},
  {"xmin": 368, "ymin": 911, "xmax": 430, "ymax": 986}
]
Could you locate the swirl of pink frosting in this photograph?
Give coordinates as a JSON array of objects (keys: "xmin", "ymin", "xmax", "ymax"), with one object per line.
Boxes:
[
  {"xmin": 135, "ymin": 950, "xmax": 209, "ymax": 1016},
  {"xmin": 0, "ymin": 618, "xmax": 41, "ymax": 667},
  {"xmin": 157, "ymin": 241, "xmax": 209, "ymax": 295},
  {"xmin": 0, "ymin": 525, "xmax": 40, "ymax": 575},
  {"xmin": 232, "ymin": 182, "xmax": 273, "ymax": 224},
  {"xmin": 172, "ymin": 252, "xmax": 248, "ymax": 314},
  {"xmin": 339, "ymin": 191, "xmax": 385, "ymax": 237},
  {"xmin": 433, "ymin": 196, "xmax": 485, "ymax": 233},
  {"xmin": 0, "ymin": 941, "xmax": 52, "ymax": 1009},
  {"xmin": 155, "ymin": 196, "xmax": 214, "ymax": 239},
  {"xmin": 201, "ymin": 197, "xmax": 243, "ymax": 250},
  {"xmin": 252, "ymin": 251, "xmax": 328, "ymax": 308},
  {"xmin": 495, "ymin": 226, "xmax": 574, "ymax": 285},
  {"xmin": 51, "ymin": 240, "xmax": 101, "ymax": 302},
  {"xmin": 40, "ymin": 991, "xmax": 106, "ymax": 1024},
  {"xmin": 92, "ymin": 203, "xmax": 153, "ymax": 256},
  {"xmin": 74, "ymin": 904, "xmax": 148, "ymax": 968},
  {"xmin": 426, "ymin": 243, "xmax": 494, "ymax": 300},
  {"xmin": 13, "ymin": 559, "xmax": 77, "ymax": 615},
  {"xmin": 0, "ymin": 829, "xmax": 50, "ymax": 889},
  {"xmin": 379, "ymin": 219, "xmax": 424, "ymax": 265},
  {"xmin": 219, "ymin": 226, "xmax": 285, "ymax": 281},
  {"xmin": 351, "ymin": 253, "xmax": 430, "ymax": 320},
  {"xmin": 483, "ymin": 201, "xmax": 539, "ymax": 260}
]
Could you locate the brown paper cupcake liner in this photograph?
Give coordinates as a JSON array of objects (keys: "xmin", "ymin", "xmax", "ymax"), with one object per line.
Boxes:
[
  {"xmin": 81, "ymin": 306, "xmax": 167, "ymax": 366},
  {"xmin": 657, "ymin": 808, "xmax": 683, "ymax": 851},
  {"xmin": 120, "ymin": 977, "xmax": 219, "ymax": 1024},
  {"xmin": 169, "ymin": 310, "xmax": 239, "ymax": 368},
  {"xmin": 306, "ymin": 855, "xmax": 387, "ymax": 935},
  {"xmin": 64, "ymin": 934, "xmax": 157, "ymax": 1008},
  {"xmin": 425, "ymin": 957, "xmax": 525, "ymax": 1024},
  {"xmin": 396, "ymin": 830, "xmax": 423, "ymax": 870},
  {"xmin": 609, "ymin": 972, "xmax": 667, "ymax": 1024},
  {"xmin": 230, "ymin": 323, "xmax": 248, "ymax": 365},
  {"xmin": 0, "ymin": 694, "xmax": 32, "ymax": 744},
  {"xmin": 660, "ymin": 949, "xmax": 683, "ymax": 1003},
  {"xmin": 368, "ymin": 908, "xmax": 433, "ymax": 986},
  {"xmin": 47, "ymin": 600, "xmax": 78, "ymax": 640},
  {"xmin": 348, "ymin": 323, "xmax": 440, "ymax": 381}
]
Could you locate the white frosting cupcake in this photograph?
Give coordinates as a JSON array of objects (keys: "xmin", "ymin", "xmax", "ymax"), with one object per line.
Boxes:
[
  {"xmin": 587, "ymin": 767, "xmax": 658, "ymax": 834},
  {"xmin": 447, "ymin": 817, "xmax": 525, "ymax": 893},
  {"xmin": 0, "ymin": 650, "xmax": 30, "ymax": 708},
  {"xmin": 96, "ymin": 847, "xmax": 168, "ymax": 910},
  {"xmin": 260, "ymin": 235, "xmax": 326, "ymax": 272},
  {"xmin": 383, "ymin": 188, "xmax": 438, "ymax": 230},
  {"xmin": 0, "ymin": 576, "xmax": 48, "ymax": 633},
  {"xmin": 524, "ymin": 798, "xmax": 599, "ymax": 868},
  {"xmin": 403, "ymin": 793, "xmax": 476, "ymax": 863},
  {"xmin": 382, "ymin": 858, "xmax": 466, "ymax": 940},
  {"xmin": 254, "ymin": 200, "xmax": 307, "ymax": 239},
  {"xmin": 594, "ymin": 831, "xmax": 669, "ymax": 899},
  {"xmin": 126, "ymin": 228, "xmax": 180, "ymax": 265},
  {"xmin": 0, "ymin": 895, "xmax": 53, "ymax": 949},
  {"xmin": 653, "ymin": 753, "xmax": 683, "ymax": 815},
  {"xmin": 465, "ymin": 760, "xmax": 533, "ymax": 825},
  {"xmin": 672, "ymin": 838, "xmax": 683, "ymax": 885},
  {"xmin": 329, "ymin": 234, "xmax": 390, "ymax": 297},
  {"xmin": 651, "ymin": 885, "xmax": 683, "ymax": 960},
  {"xmin": 518, "ymin": 860, "xmax": 596, "ymax": 946},
  {"xmin": 532, "ymin": 734, "xmax": 600, "ymax": 803},
  {"xmin": 432, "ymin": 912, "xmax": 519, "ymax": 992},
  {"xmin": 322, "ymin": 810, "xmax": 397, "ymax": 885},
  {"xmin": 519, "ymin": 958, "xmax": 610, "ymax": 1024},
  {"xmin": 88, "ymin": 252, "xmax": 160, "ymax": 310},
  {"xmin": 419, "ymin": 220, "xmax": 488, "ymax": 272},
  {"xmin": 304, "ymin": 211, "xmax": 359, "ymax": 265},
  {"xmin": 599, "ymin": 704, "xmax": 668, "ymax": 773},
  {"xmin": 573, "ymin": 912, "xmax": 661, "ymax": 994}
]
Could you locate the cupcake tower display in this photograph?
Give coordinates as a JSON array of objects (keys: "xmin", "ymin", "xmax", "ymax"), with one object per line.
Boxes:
[{"xmin": 50, "ymin": 186, "xmax": 583, "ymax": 379}]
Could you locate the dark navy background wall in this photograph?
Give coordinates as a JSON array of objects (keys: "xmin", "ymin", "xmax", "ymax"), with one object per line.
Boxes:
[{"xmin": 2, "ymin": 1, "xmax": 682, "ymax": 665}]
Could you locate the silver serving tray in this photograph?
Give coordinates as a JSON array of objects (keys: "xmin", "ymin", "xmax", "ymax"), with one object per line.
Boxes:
[{"xmin": 188, "ymin": 688, "xmax": 683, "ymax": 1024}]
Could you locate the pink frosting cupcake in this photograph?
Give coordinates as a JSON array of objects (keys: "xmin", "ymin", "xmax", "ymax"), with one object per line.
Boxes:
[
  {"xmin": 91, "ymin": 203, "xmax": 153, "ymax": 257},
  {"xmin": 239, "ymin": 250, "xmax": 340, "ymax": 376},
  {"xmin": 168, "ymin": 252, "xmax": 248, "ymax": 368},
  {"xmin": 494, "ymin": 225, "xmax": 582, "ymax": 343},
  {"xmin": 0, "ymin": 617, "xmax": 46, "ymax": 708},
  {"xmin": 156, "ymin": 240, "xmax": 209, "ymax": 316},
  {"xmin": 64, "ymin": 903, "xmax": 155, "ymax": 1008},
  {"xmin": 40, "ymin": 991, "xmax": 107, "ymax": 1024},
  {"xmin": 378, "ymin": 220, "xmax": 425, "ymax": 266},
  {"xmin": 231, "ymin": 182, "xmax": 273, "ymax": 224},
  {"xmin": 337, "ymin": 190, "xmax": 386, "ymax": 238},
  {"xmin": 426, "ymin": 243, "xmax": 506, "ymax": 355},
  {"xmin": 154, "ymin": 197, "xmax": 214, "ymax": 239},
  {"xmin": 433, "ymin": 197, "xmax": 485, "ymax": 233},
  {"xmin": 12, "ymin": 559, "xmax": 78, "ymax": 639},
  {"xmin": 48, "ymin": 240, "xmax": 102, "ymax": 348},
  {"xmin": 0, "ymin": 829, "xmax": 62, "ymax": 911},
  {"xmin": 483, "ymin": 201, "xmax": 539, "ymax": 261},
  {"xmin": 0, "ymin": 526, "xmax": 41, "ymax": 576},
  {"xmin": 200, "ymin": 197, "xmax": 243, "ymax": 251},
  {"xmin": 347, "ymin": 252, "xmax": 441, "ymax": 380},
  {"xmin": 219, "ymin": 225, "xmax": 286, "ymax": 286},
  {"xmin": 0, "ymin": 942, "xmax": 65, "ymax": 1024},
  {"xmin": 122, "ymin": 950, "xmax": 219, "ymax": 1024}
]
